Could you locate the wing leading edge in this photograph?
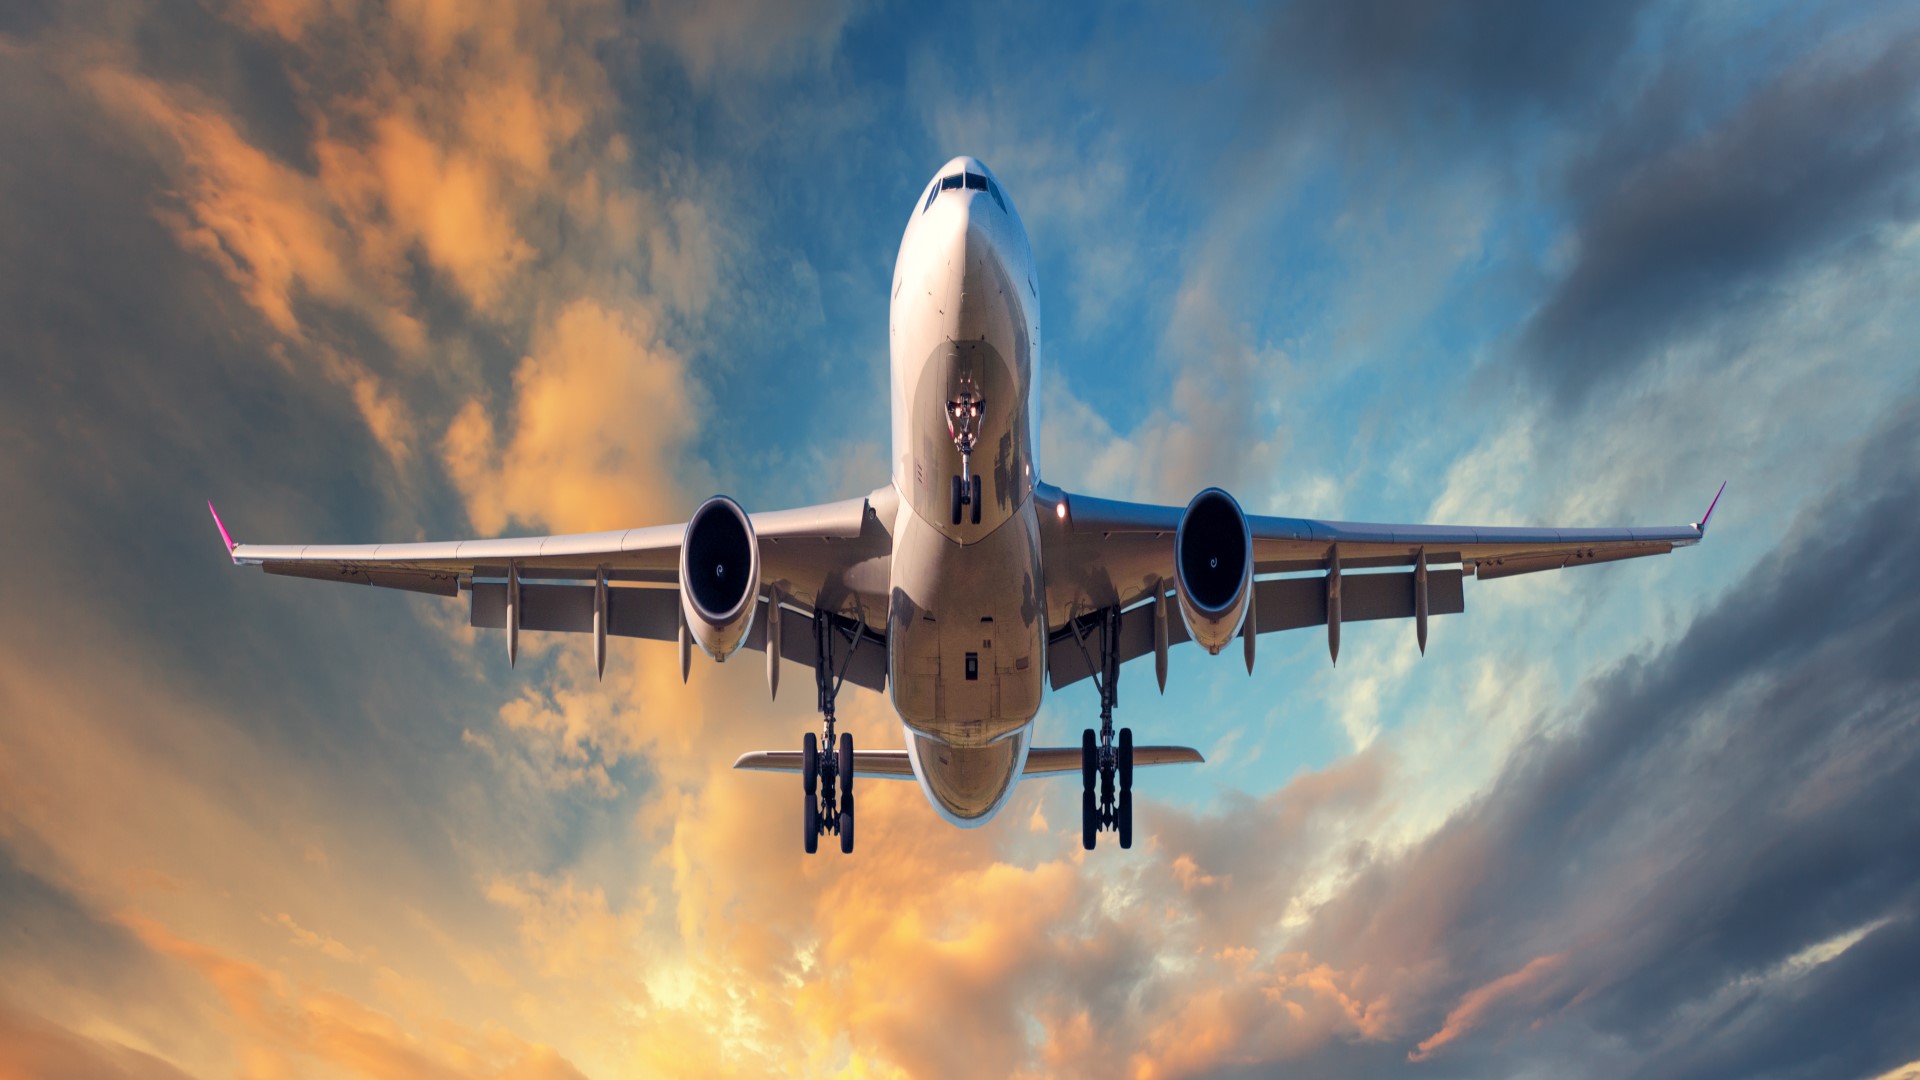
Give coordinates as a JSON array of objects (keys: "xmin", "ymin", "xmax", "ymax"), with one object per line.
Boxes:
[
  {"xmin": 1039, "ymin": 482, "xmax": 1719, "ymax": 689},
  {"xmin": 209, "ymin": 491, "xmax": 898, "ymax": 688}
]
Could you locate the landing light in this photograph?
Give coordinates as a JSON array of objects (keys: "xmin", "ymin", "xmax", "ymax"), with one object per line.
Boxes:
[{"xmin": 1055, "ymin": 502, "xmax": 1067, "ymax": 521}]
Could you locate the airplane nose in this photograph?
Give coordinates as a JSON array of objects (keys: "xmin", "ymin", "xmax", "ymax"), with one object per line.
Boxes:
[
  {"xmin": 932, "ymin": 196, "xmax": 998, "ymax": 298},
  {"xmin": 933, "ymin": 193, "xmax": 979, "ymax": 253}
]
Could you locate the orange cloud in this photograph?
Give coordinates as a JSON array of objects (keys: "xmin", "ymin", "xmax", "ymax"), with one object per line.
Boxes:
[
  {"xmin": 76, "ymin": 0, "xmax": 700, "ymax": 493},
  {"xmin": 0, "ymin": 1000, "xmax": 194, "ymax": 1080},
  {"xmin": 1409, "ymin": 951, "xmax": 1568, "ymax": 1062},
  {"xmin": 442, "ymin": 299, "xmax": 699, "ymax": 537},
  {"xmin": 118, "ymin": 913, "xmax": 589, "ymax": 1080}
]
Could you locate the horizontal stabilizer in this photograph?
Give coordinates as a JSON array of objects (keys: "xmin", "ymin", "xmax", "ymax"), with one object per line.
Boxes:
[
  {"xmin": 730, "ymin": 744, "xmax": 1205, "ymax": 780},
  {"xmin": 1022, "ymin": 745, "xmax": 1204, "ymax": 775},
  {"xmin": 734, "ymin": 750, "xmax": 916, "ymax": 779}
]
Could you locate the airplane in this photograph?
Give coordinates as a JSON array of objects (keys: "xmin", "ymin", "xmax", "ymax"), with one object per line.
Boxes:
[{"xmin": 210, "ymin": 156, "xmax": 1720, "ymax": 854}]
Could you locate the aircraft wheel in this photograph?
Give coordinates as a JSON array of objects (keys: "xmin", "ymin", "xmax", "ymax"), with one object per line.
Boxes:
[
  {"xmin": 1118, "ymin": 789, "xmax": 1133, "ymax": 850},
  {"xmin": 839, "ymin": 794, "xmax": 855, "ymax": 854},
  {"xmin": 1118, "ymin": 727, "xmax": 1134, "ymax": 791},
  {"xmin": 803, "ymin": 790, "xmax": 818, "ymax": 854},
  {"xmin": 838, "ymin": 732, "xmax": 854, "ymax": 804},
  {"xmin": 1082, "ymin": 788, "xmax": 1097, "ymax": 850},
  {"xmin": 802, "ymin": 731, "xmax": 818, "ymax": 794},
  {"xmin": 951, "ymin": 475, "xmax": 964, "ymax": 525},
  {"xmin": 1081, "ymin": 729, "xmax": 1096, "ymax": 791},
  {"xmin": 970, "ymin": 475, "xmax": 982, "ymax": 525}
]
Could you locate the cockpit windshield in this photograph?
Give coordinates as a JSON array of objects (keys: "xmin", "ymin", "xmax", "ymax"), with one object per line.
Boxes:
[{"xmin": 924, "ymin": 170, "xmax": 1010, "ymax": 215}]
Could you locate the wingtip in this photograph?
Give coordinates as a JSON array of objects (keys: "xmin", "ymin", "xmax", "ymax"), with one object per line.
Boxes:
[
  {"xmin": 1695, "ymin": 481, "xmax": 1726, "ymax": 535},
  {"xmin": 207, "ymin": 501, "xmax": 238, "ymax": 560}
]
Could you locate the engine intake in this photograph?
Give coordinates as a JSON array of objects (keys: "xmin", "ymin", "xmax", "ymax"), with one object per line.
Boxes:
[
  {"xmin": 1174, "ymin": 488, "xmax": 1254, "ymax": 654},
  {"xmin": 680, "ymin": 495, "xmax": 760, "ymax": 661}
]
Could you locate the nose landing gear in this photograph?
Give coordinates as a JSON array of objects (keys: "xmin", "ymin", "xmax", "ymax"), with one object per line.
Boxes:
[
  {"xmin": 950, "ymin": 474, "xmax": 982, "ymax": 527},
  {"xmin": 1067, "ymin": 606, "xmax": 1136, "ymax": 849},
  {"xmin": 946, "ymin": 391, "xmax": 985, "ymax": 526}
]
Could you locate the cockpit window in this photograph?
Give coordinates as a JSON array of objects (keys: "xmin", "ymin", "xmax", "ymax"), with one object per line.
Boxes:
[{"xmin": 926, "ymin": 171, "xmax": 1008, "ymax": 215}]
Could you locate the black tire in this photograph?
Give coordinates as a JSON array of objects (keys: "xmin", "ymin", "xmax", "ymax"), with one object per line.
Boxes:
[
  {"xmin": 838, "ymin": 731, "xmax": 854, "ymax": 804},
  {"xmin": 951, "ymin": 475, "xmax": 964, "ymax": 525},
  {"xmin": 839, "ymin": 794, "xmax": 855, "ymax": 854},
  {"xmin": 1082, "ymin": 788, "xmax": 1098, "ymax": 850},
  {"xmin": 970, "ymin": 475, "xmax": 982, "ymax": 525},
  {"xmin": 802, "ymin": 731, "xmax": 818, "ymax": 794},
  {"xmin": 1118, "ymin": 727, "xmax": 1134, "ymax": 791},
  {"xmin": 803, "ymin": 792, "xmax": 818, "ymax": 854},
  {"xmin": 1081, "ymin": 729, "xmax": 1097, "ymax": 791},
  {"xmin": 1118, "ymin": 789, "xmax": 1133, "ymax": 849}
]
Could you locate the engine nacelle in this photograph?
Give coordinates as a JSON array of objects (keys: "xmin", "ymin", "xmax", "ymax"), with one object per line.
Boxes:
[
  {"xmin": 1174, "ymin": 488, "xmax": 1254, "ymax": 655},
  {"xmin": 679, "ymin": 495, "xmax": 760, "ymax": 661}
]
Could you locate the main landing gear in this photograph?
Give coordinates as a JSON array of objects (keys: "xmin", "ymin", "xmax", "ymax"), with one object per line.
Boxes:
[
  {"xmin": 1066, "ymin": 606, "xmax": 1135, "ymax": 849},
  {"xmin": 802, "ymin": 610, "xmax": 869, "ymax": 854},
  {"xmin": 946, "ymin": 390, "xmax": 985, "ymax": 526}
]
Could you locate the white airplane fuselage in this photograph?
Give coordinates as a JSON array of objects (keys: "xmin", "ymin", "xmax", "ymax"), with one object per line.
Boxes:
[{"xmin": 884, "ymin": 158, "xmax": 1048, "ymax": 826}]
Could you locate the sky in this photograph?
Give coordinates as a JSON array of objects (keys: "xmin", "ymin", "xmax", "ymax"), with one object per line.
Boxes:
[{"xmin": 1, "ymin": 1, "xmax": 1918, "ymax": 1077}]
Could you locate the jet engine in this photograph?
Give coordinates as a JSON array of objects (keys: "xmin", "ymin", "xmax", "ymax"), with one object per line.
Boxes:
[
  {"xmin": 1173, "ymin": 488, "xmax": 1254, "ymax": 654},
  {"xmin": 680, "ymin": 495, "xmax": 761, "ymax": 661}
]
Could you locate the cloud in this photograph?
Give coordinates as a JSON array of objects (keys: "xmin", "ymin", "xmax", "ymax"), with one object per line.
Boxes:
[
  {"xmin": 121, "ymin": 913, "xmax": 591, "ymax": 1080},
  {"xmin": 1244, "ymin": 1, "xmax": 1646, "ymax": 136},
  {"xmin": 5, "ymin": 4, "xmax": 1920, "ymax": 1078},
  {"xmin": 638, "ymin": 0, "xmax": 856, "ymax": 86},
  {"xmin": 0, "ymin": 999, "xmax": 195, "ymax": 1080},
  {"xmin": 66, "ymin": 0, "xmax": 724, "ymax": 500},
  {"xmin": 1266, "ymin": 401, "xmax": 1920, "ymax": 1072},
  {"xmin": 442, "ymin": 299, "xmax": 701, "ymax": 536},
  {"xmin": 1519, "ymin": 30, "xmax": 1920, "ymax": 407},
  {"xmin": 1409, "ymin": 951, "xmax": 1566, "ymax": 1062}
]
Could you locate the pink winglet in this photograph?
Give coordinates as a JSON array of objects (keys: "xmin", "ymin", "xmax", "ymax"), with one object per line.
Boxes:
[
  {"xmin": 207, "ymin": 500, "xmax": 237, "ymax": 554},
  {"xmin": 1696, "ymin": 481, "xmax": 1726, "ymax": 534}
]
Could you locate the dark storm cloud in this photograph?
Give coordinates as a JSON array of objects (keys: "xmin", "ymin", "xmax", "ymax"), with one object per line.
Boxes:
[
  {"xmin": 1639, "ymin": 907, "xmax": 1920, "ymax": 1080},
  {"xmin": 1255, "ymin": 1, "xmax": 1646, "ymax": 129},
  {"xmin": 1274, "ymin": 398, "xmax": 1920, "ymax": 1073},
  {"xmin": 1520, "ymin": 31, "xmax": 1920, "ymax": 407}
]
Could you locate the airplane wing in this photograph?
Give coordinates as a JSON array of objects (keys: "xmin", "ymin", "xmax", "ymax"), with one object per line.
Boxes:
[
  {"xmin": 1040, "ymin": 481, "xmax": 1721, "ymax": 689},
  {"xmin": 210, "ymin": 489, "xmax": 897, "ymax": 690}
]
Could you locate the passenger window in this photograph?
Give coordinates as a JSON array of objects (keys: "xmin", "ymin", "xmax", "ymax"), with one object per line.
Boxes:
[
  {"xmin": 941, "ymin": 174, "xmax": 963, "ymax": 190},
  {"xmin": 987, "ymin": 179, "xmax": 1007, "ymax": 212},
  {"xmin": 964, "ymin": 173, "xmax": 986, "ymax": 190},
  {"xmin": 924, "ymin": 184, "xmax": 938, "ymax": 212}
]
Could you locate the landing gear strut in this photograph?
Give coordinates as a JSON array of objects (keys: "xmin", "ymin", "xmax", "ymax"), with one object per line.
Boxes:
[
  {"xmin": 946, "ymin": 390, "xmax": 985, "ymax": 526},
  {"xmin": 802, "ymin": 610, "xmax": 868, "ymax": 854},
  {"xmin": 1067, "ymin": 606, "xmax": 1135, "ymax": 849}
]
